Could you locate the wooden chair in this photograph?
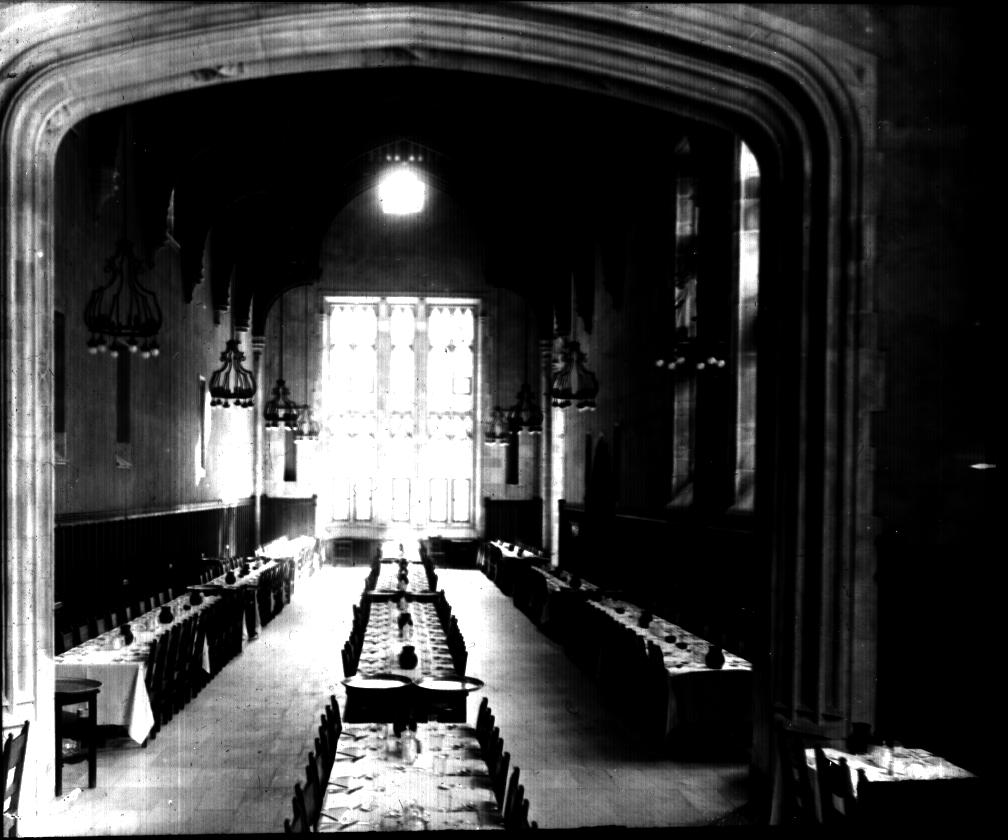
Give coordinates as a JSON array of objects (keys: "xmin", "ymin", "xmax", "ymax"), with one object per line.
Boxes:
[
  {"xmin": 142, "ymin": 633, "xmax": 168, "ymax": 744},
  {"xmin": 187, "ymin": 612, "xmax": 209, "ymax": 698},
  {"xmin": 484, "ymin": 728, "xmax": 502, "ymax": 773},
  {"xmin": 74, "ymin": 622, "xmax": 90, "ymax": 646},
  {"xmin": 502, "ymin": 766, "xmax": 521, "ymax": 824},
  {"xmin": 314, "ymin": 736, "xmax": 333, "ymax": 782},
  {"xmin": 492, "ymin": 751, "xmax": 511, "ymax": 807},
  {"xmin": 2, "ymin": 721, "xmax": 30, "ymax": 838},
  {"xmin": 284, "ymin": 792, "xmax": 307, "ymax": 833},
  {"xmin": 294, "ymin": 774, "xmax": 325, "ymax": 831},
  {"xmin": 775, "ymin": 720, "xmax": 817, "ymax": 825},
  {"xmin": 325, "ymin": 697, "xmax": 343, "ymax": 741},
  {"xmin": 814, "ymin": 745, "xmax": 856, "ymax": 824}
]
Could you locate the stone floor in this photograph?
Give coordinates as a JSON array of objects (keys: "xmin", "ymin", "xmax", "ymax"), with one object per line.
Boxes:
[{"xmin": 29, "ymin": 566, "xmax": 751, "ymax": 834}]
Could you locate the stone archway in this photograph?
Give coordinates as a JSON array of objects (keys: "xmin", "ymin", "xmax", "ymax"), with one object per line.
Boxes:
[{"xmin": 2, "ymin": 2, "xmax": 878, "ymax": 815}]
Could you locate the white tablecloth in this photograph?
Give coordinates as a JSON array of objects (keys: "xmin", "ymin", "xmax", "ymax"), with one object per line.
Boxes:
[
  {"xmin": 357, "ymin": 602, "xmax": 456, "ymax": 680},
  {"xmin": 55, "ymin": 593, "xmax": 218, "ymax": 743},
  {"xmin": 208, "ymin": 559, "xmax": 278, "ymax": 640},
  {"xmin": 317, "ymin": 723, "xmax": 502, "ymax": 832},
  {"xmin": 373, "ymin": 561, "xmax": 430, "ymax": 595},
  {"xmin": 585, "ymin": 597, "xmax": 752, "ymax": 738}
]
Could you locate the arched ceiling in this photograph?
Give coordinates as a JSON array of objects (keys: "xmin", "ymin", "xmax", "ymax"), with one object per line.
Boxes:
[{"xmin": 74, "ymin": 66, "xmax": 720, "ymax": 337}]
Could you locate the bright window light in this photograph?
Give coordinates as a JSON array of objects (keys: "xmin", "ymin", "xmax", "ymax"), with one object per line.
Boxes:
[{"xmin": 378, "ymin": 167, "xmax": 426, "ymax": 215}]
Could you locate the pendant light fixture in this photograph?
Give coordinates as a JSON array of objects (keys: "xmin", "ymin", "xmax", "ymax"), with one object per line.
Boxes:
[
  {"xmin": 209, "ymin": 279, "xmax": 256, "ymax": 409},
  {"xmin": 295, "ymin": 291, "xmax": 321, "ymax": 440},
  {"xmin": 483, "ymin": 302, "xmax": 508, "ymax": 446},
  {"xmin": 507, "ymin": 303, "xmax": 544, "ymax": 434},
  {"xmin": 263, "ymin": 294, "xmax": 299, "ymax": 428},
  {"xmin": 84, "ymin": 115, "xmax": 162, "ymax": 358},
  {"xmin": 550, "ymin": 273, "xmax": 599, "ymax": 411}
]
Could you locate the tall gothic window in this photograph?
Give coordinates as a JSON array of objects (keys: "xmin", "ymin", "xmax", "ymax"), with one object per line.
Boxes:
[
  {"xmin": 733, "ymin": 141, "xmax": 759, "ymax": 510},
  {"xmin": 322, "ymin": 297, "xmax": 476, "ymax": 531}
]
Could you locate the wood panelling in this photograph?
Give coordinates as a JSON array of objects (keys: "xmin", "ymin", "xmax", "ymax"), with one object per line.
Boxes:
[
  {"xmin": 54, "ymin": 120, "xmax": 255, "ymax": 517},
  {"xmin": 558, "ymin": 500, "xmax": 761, "ymax": 661},
  {"xmin": 261, "ymin": 495, "xmax": 317, "ymax": 545},
  {"xmin": 483, "ymin": 497, "xmax": 542, "ymax": 549},
  {"xmin": 54, "ymin": 499, "xmax": 255, "ymax": 623}
]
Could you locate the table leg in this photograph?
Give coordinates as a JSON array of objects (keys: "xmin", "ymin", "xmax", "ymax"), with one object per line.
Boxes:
[{"xmin": 88, "ymin": 696, "xmax": 97, "ymax": 788}]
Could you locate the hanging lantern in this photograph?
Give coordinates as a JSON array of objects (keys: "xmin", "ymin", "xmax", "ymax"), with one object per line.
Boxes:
[
  {"xmin": 507, "ymin": 382, "xmax": 544, "ymax": 435},
  {"xmin": 264, "ymin": 295, "xmax": 299, "ymax": 428},
  {"xmin": 209, "ymin": 338, "xmax": 256, "ymax": 408},
  {"xmin": 84, "ymin": 238, "xmax": 162, "ymax": 359},
  {"xmin": 295, "ymin": 404, "xmax": 321, "ymax": 440},
  {"xmin": 483, "ymin": 405, "xmax": 509, "ymax": 446},
  {"xmin": 264, "ymin": 378, "xmax": 299, "ymax": 428},
  {"xmin": 550, "ymin": 340, "xmax": 598, "ymax": 412}
]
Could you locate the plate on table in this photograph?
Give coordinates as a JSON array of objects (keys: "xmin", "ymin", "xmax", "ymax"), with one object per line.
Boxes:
[{"xmin": 414, "ymin": 676, "xmax": 485, "ymax": 693}]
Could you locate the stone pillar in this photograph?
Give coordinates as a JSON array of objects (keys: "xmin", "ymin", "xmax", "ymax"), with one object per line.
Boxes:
[
  {"xmin": 252, "ymin": 335, "xmax": 266, "ymax": 547},
  {"xmin": 4, "ymin": 166, "xmax": 58, "ymax": 822},
  {"xmin": 539, "ymin": 340, "xmax": 552, "ymax": 557},
  {"xmin": 474, "ymin": 311, "xmax": 488, "ymax": 537}
]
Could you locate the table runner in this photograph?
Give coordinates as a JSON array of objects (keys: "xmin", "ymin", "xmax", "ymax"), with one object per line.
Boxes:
[
  {"xmin": 55, "ymin": 593, "xmax": 219, "ymax": 742},
  {"xmin": 316, "ymin": 723, "xmax": 502, "ymax": 832}
]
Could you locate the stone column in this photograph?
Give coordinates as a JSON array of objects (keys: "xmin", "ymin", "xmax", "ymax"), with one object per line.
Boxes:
[
  {"xmin": 539, "ymin": 340, "xmax": 552, "ymax": 557},
  {"xmin": 252, "ymin": 335, "xmax": 266, "ymax": 546},
  {"xmin": 4, "ymin": 161, "xmax": 58, "ymax": 821}
]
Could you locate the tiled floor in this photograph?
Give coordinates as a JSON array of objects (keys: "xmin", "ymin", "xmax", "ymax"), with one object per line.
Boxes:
[{"xmin": 30, "ymin": 566, "xmax": 751, "ymax": 834}]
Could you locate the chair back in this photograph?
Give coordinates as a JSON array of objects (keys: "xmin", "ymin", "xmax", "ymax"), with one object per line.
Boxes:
[
  {"xmin": 814, "ymin": 746, "xmax": 856, "ymax": 823},
  {"xmin": 2, "ymin": 721, "xmax": 30, "ymax": 835},
  {"xmin": 502, "ymin": 766, "xmax": 521, "ymax": 823},
  {"xmin": 493, "ymin": 751, "xmax": 511, "ymax": 806},
  {"xmin": 775, "ymin": 721, "xmax": 816, "ymax": 825}
]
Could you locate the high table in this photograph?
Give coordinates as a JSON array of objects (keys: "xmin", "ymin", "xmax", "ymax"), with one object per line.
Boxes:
[
  {"xmin": 316, "ymin": 723, "xmax": 502, "ymax": 831},
  {"xmin": 54, "ymin": 593, "xmax": 219, "ymax": 743}
]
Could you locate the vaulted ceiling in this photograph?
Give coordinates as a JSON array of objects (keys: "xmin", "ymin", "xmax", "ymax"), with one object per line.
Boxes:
[{"xmin": 72, "ymin": 66, "xmax": 725, "ymax": 337}]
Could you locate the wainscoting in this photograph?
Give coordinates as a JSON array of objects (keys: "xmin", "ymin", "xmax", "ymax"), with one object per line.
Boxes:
[
  {"xmin": 54, "ymin": 498, "xmax": 255, "ymax": 625},
  {"xmin": 261, "ymin": 495, "xmax": 317, "ymax": 545},
  {"xmin": 483, "ymin": 497, "xmax": 543, "ymax": 549}
]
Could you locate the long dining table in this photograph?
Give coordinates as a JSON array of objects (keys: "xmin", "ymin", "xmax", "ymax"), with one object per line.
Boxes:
[
  {"xmin": 369, "ymin": 560, "xmax": 431, "ymax": 597},
  {"xmin": 54, "ymin": 592, "xmax": 220, "ymax": 743},
  {"xmin": 585, "ymin": 594, "xmax": 753, "ymax": 746},
  {"xmin": 356, "ymin": 600, "xmax": 457, "ymax": 681},
  {"xmin": 316, "ymin": 722, "xmax": 503, "ymax": 832},
  {"xmin": 203, "ymin": 558, "xmax": 279, "ymax": 640},
  {"xmin": 804, "ymin": 744, "xmax": 978, "ymax": 823}
]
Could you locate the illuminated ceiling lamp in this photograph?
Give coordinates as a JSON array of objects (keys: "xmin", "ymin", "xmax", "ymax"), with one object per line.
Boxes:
[
  {"xmin": 550, "ymin": 274, "xmax": 599, "ymax": 411},
  {"xmin": 263, "ymin": 294, "xmax": 299, "ymax": 428},
  {"xmin": 84, "ymin": 117, "xmax": 162, "ymax": 359},
  {"xmin": 209, "ymin": 279, "xmax": 256, "ymax": 409}
]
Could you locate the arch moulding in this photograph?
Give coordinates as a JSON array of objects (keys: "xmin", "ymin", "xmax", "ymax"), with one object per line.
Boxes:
[{"xmin": 2, "ymin": 1, "xmax": 878, "ymax": 815}]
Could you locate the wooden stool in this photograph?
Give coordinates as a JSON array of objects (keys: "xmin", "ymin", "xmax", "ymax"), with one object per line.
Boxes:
[{"xmin": 54, "ymin": 678, "xmax": 101, "ymax": 796}]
